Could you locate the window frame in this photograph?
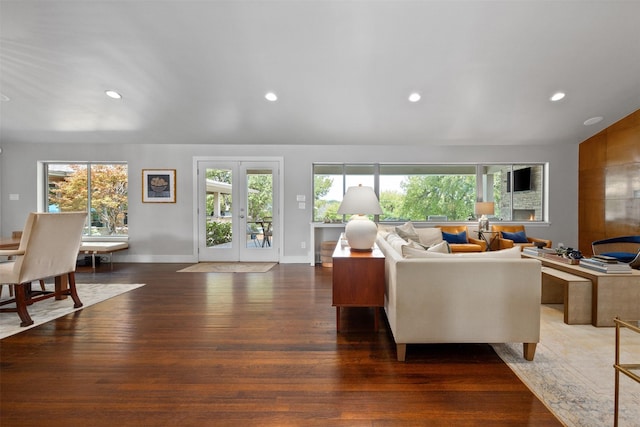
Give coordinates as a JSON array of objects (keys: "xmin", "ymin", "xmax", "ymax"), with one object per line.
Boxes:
[
  {"xmin": 313, "ymin": 162, "xmax": 548, "ymax": 223},
  {"xmin": 38, "ymin": 161, "xmax": 129, "ymax": 239}
]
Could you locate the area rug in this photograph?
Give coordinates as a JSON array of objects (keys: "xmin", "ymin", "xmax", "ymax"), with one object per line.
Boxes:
[
  {"xmin": 177, "ymin": 262, "xmax": 277, "ymax": 273},
  {"xmin": 492, "ymin": 304, "xmax": 640, "ymax": 427},
  {"xmin": 0, "ymin": 283, "xmax": 145, "ymax": 339}
]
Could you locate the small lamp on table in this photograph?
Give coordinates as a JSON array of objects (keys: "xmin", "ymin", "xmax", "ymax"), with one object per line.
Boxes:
[{"xmin": 475, "ymin": 201, "xmax": 495, "ymax": 232}]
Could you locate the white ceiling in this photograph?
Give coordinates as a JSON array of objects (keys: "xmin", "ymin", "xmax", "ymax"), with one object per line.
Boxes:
[{"xmin": 1, "ymin": 0, "xmax": 639, "ymax": 147}]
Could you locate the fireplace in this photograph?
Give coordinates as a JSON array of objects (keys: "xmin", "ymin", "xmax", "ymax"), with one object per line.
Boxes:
[{"xmin": 514, "ymin": 209, "xmax": 536, "ymax": 221}]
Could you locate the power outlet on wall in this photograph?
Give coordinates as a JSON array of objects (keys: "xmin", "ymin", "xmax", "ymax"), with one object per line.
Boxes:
[{"xmin": 300, "ymin": 241, "xmax": 306, "ymax": 249}]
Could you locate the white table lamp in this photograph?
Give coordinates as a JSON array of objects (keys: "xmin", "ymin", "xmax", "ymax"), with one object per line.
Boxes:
[{"xmin": 337, "ymin": 185, "xmax": 383, "ymax": 251}]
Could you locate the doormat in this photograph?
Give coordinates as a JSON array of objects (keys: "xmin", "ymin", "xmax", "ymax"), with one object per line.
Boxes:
[{"xmin": 177, "ymin": 262, "xmax": 277, "ymax": 273}]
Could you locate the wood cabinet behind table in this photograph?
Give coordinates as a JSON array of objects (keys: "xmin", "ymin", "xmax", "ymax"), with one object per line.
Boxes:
[{"xmin": 332, "ymin": 242, "xmax": 385, "ymax": 332}]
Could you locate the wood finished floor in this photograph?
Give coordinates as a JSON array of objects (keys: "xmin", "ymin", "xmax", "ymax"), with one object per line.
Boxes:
[{"xmin": 0, "ymin": 263, "xmax": 560, "ymax": 426}]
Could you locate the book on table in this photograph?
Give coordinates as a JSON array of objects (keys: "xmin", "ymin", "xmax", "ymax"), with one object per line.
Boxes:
[
  {"xmin": 579, "ymin": 258, "xmax": 632, "ymax": 273},
  {"xmin": 522, "ymin": 247, "xmax": 556, "ymax": 256},
  {"xmin": 592, "ymin": 254, "xmax": 620, "ymax": 263}
]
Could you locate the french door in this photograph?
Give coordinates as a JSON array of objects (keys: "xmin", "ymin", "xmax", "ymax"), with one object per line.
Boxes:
[{"xmin": 197, "ymin": 159, "xmax": 280, "ymax": 262}]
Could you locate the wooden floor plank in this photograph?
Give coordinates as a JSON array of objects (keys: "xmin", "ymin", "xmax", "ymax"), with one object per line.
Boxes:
[{"xmin": 0, "ymin": 263, "xmax": 560, "ymax": 426}]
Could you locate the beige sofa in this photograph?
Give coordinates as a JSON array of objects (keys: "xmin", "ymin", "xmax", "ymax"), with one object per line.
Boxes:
[{"xmin": 376, "ymin": 231, "xmax": 542, "ymax": 362}]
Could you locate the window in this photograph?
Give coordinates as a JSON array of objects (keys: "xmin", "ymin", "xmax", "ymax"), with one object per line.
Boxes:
[
  {"xmin": 313, "ymin": 163, "xmax": 547, "ymax": 223},
  {"xmin": 44, "ymin": 162, "xmax": 128, "ymax": 236}
]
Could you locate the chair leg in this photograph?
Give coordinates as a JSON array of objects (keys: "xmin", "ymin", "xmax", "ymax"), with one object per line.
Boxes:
[
  {"xmin": 67, "ymin": 272, "xmax": 83, "ymax": 309},
  {"xmin": 14, "ymin": 283, "xmax": 34, "ymax": 327},
  {"xmin": 39, "ymin": 280, "xmax": 46, "ymax": 291}
]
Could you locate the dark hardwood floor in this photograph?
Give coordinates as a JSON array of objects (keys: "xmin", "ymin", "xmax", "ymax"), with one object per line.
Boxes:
[{"xmin": 0, "ymin": 263, "xmax": 560, "ymax": 426}]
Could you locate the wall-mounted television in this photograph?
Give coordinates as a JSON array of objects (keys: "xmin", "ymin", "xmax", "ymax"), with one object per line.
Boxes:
[{"xmin": 507, "ymin": 167, "xmax": 531, "ymax": 192}]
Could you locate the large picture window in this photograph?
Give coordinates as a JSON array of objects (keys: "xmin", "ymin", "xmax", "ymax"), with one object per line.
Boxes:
[
  {"xmin": 44, "ymin": 162, "xmax": 128, "ymax": 236},
  {"xmin": 313, "ymin": 163, "xmax": 546, "ymax": 223}
]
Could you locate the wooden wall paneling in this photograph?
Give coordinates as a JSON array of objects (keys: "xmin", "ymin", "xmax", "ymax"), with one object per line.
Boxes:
[
  {"xmin": 578, "ymin": 109, "xmax": 640, "ymax": 256},
  {"xmin": 579, "ymin": 131, "xmax": 607, "ymax": 170}
]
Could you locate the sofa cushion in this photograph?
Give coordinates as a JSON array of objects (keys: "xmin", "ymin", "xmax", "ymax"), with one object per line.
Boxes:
[
  {"xmin": 442, "ymin": 230, "xmax": 468, "ymax": 244},
  {"xmin": 415, "ymin": 227, "xmax": 443, "ymax": 246},
  {"xmin": 502, "ymin": 230, "xmax": 529, "ymax": 243},
  {"xmin": 401, "ymin": 240, "xmax": 451, "ymax": 257},
  {"xmin": 395, "ymin": 221, "xmax": 419, "ymax": 242},
  {"xmin": 403, "ymin": 245, "xmax": 522, "ymax": 259},
  {"xmin": 385, "ymin": 232, "xmax": 409, "ymax": 254}
]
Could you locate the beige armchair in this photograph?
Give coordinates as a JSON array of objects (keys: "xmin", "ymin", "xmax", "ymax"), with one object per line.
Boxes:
[
  {"xmin": 491, "ymin": 225, "xmax": 552, "ymax": 250},
  {"xmin": 0, "ymin": 212, "xmax": 87, "ymax": 326}
]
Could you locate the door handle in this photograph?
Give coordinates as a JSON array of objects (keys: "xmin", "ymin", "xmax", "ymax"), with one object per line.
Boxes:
[{"xmin": 239, "ymin": 215, "xmax": 245, "ymax": 219}]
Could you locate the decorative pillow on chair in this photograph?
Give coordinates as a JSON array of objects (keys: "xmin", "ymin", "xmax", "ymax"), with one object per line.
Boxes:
[
  {"xmin": 395, "ymin": 221, "xmax": 419, "ymax": 242},
  {"xmin": 442, "ymin": 230, "xmax": 468, "ymax": 244},
  {"xmin": 501, "ymin": 230, "xmax": 529, "ymax": 243}
]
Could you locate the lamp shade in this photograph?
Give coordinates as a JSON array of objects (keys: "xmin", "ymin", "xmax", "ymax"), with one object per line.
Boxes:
[
  {"xmin": 337, "ymin": 185, "xmax": 383, "ymax": 216},
  {"xmin": 475, "ymin": 202, "xmax": 495, "ymax": 216},
  {"xmin": 337, "ymin": 185, "xmax": 383, "ymax": 251}
]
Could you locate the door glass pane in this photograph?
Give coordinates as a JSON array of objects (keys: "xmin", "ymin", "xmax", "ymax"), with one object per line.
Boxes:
[
  {"xmin": 206, "ymin": 168, "xmax": 233, "ymax": 248},
  {"xmin": 246, "ymin": 168, "xmax": 273, "ymax": 249}
]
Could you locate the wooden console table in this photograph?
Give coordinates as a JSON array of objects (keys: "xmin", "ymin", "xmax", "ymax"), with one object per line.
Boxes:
[
  {"xmin": 332, "ymin": 242, "xmax": 385, "ymax": 332},
  {"xmin": 523, "ymin": 253, "xmax": 640, "ymax": 326}
]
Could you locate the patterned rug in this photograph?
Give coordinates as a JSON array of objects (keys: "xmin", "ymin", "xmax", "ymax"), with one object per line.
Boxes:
[
  {"xmin": 0, "ymin": 283, "xmax": 145, "ymax": 339},
  {"xmin": 177, "ymin": 262, "xmax": 277, "ymax": 273},
  {"xmin": 492, "ymin": 304, "xmax": 640, "ymax": 427}
]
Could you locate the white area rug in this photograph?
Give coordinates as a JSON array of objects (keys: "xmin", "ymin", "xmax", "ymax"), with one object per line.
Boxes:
[
  {"xmin": 177, "ymin": 262, "xmax": 276, "ymax": 273},
  {"xmin": 0, "ymin": 283, "xmax": 145, "ymax": 339},
  {"xmin": 492, "ymin": 304, "xmax": 640, "ymax": 427}
]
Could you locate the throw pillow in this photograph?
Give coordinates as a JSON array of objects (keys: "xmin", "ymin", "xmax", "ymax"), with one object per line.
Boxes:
[
  {"xmin": 428, "ymin": 240, "xmax": 451, "ymax": 253},
  {"xmin": 400, "ymin": 240, "xmax": 450, "ymax": 258},
  {"xmin": 386, "ymin": 233, "xmax": 409, "ymax": 254},
  {"xmin": 501, "ymin": 230, "xmax": 529, "ymax": 243},
  {"xmin": 395, "ymin": 221, "xmax": 419, "ymax": 242},
  {"xmin": 415, "ymin": 227, "xmax": 444, "ymax": 246},
  {"xmin": 402, "ymin": 243, "xmax": 427, "ymax": 258},
  {"xmin": 442, "ymin": 230, "xmax": 468, "ymax": 244}
]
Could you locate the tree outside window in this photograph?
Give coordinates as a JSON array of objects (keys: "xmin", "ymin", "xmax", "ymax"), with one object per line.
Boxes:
[{"xmin": 46, "ymin": 163, "xmax": 128, "ymax": 236}]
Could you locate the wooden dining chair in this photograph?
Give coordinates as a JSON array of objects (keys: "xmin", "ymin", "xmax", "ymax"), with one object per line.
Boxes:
[
  {"xmin": 0, "ymin": 212, "xmax": 87, "ymax": 326},
  {"xmin": 0, "ymin": 231, "xmax": 47, "ymax": 298}
]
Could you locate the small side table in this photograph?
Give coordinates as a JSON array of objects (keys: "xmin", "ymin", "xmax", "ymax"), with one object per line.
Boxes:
[
  {"xmin": 332, "ymin": 242, "xmax": 385, "ymax": 332},
  {"xmin": 477, "ymin": 230, "xmax": 499, "ymax": 251}
]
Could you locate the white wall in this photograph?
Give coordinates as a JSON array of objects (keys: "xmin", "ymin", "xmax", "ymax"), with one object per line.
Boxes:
[{"xmin": 0, "ymin": 141, "xmax": 579, "ymax": 263}]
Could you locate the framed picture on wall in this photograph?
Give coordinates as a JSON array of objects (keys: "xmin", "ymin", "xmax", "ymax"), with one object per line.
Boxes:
[{"xmin": 142, "ymin": 169, "xmax": 176, "ymax": 203}]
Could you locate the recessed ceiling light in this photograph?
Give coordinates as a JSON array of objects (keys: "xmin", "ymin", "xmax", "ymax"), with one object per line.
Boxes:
[
  {"xmin": 105, "ymin": 90, "xmax": 122, "ymax": 99},
  {"xmin": 583, "ymin": 116, "xmax": 603, "ymax": 126},
  {"xmin": 265, "ymin": 92, "xmax": 278, "ymax": 102},
  {"xmin": 0, "ymin": 93, "xmax": 9, "ymax": 102},
  {"xmin": 550, "ymin": 92, "xmax": 565, "ymax": 102},
  {"xmin": 408, "ymin": 92, "xmax": 421, "ymax": 102}
]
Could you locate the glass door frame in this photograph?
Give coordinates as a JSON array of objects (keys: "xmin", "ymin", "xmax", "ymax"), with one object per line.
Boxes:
[{"xmin": 193, "ymin": 156, "xmax": 282, "ymax": 263}]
